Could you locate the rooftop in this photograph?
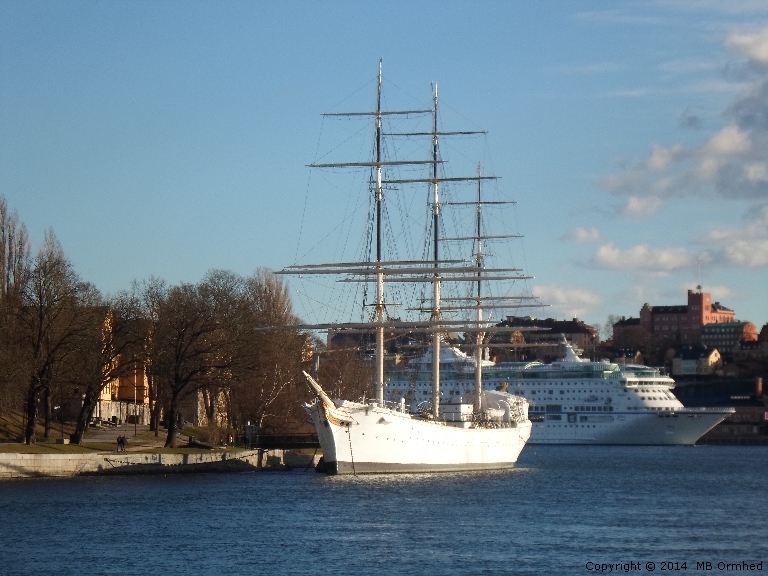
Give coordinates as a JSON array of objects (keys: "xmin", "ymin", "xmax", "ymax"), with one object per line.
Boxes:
[{"xmin": 701, "ymin": 321, "xmax": 753, "ymax": 334}]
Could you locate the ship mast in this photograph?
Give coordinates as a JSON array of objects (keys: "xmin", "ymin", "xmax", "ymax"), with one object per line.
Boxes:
[
  {"xmin": 474, "ymin": 164, "xmax": 484, "ymax": 413},
  {"xmin": 375, "ymin": 61, "xmax": 385, "ymax": 407},
  {"xmin": 279, "ymin": 62, "xmax": 545, "ymax": 417},
  {"xmin": 294, "ymin": 60, "xmax": 432, "ymax": 408},
  {"xmin": 431, "ymin": 83, "xmax": 442, "ymax": 419},
  {"xmin": 441, "ymin": 167, "xmax": 545, "ymax": 412}
]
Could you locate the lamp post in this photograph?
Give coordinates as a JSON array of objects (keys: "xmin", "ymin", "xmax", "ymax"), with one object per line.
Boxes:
[
  {"xmin": 134, "ymin": 364, "xmax": 137, "ymax": 437},
  {"xmin": 59, "ymin": 380, "xmax": 64, "ymax": 440}
]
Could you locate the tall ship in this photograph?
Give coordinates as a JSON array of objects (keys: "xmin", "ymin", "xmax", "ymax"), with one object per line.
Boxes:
[
  {"xmin": 385, "ymin": 338, "xmax": 734, "ymax": 445},
  {"xmin": 280, "ymin": 62, "xmax": 534, "ymax": 474}
]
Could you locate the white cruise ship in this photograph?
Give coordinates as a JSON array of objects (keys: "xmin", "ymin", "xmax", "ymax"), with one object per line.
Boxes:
[{"xmin": 385, "ymin": 338, "xmax": 734, "ymax": 445}]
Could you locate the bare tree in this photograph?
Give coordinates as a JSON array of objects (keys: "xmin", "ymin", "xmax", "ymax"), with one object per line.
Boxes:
[
  {"xmin": 17, "ymin": 229, "xmax": 87, "ymax": 444},
  {"xmin": 135, "ymin": 269, "xmax": 313, "ymax": 445},
  {"xmin": 195, "ymin": 270, "xmax": 250, "ymax": 442},
  {"xmin": 150, "ymin": 276, "xmax": 242, "ymax": 447},
  {"xmin": 317, "ymin": 347, "xmax": 373, "ymax": 404},
  {"xmin": 0, "ymin": 196, "xmax": 30, "ymax": 417},
  {"xmin": 0, "ymin": 195, "xmax": 30, "ymax": 304},
  {"xmin": 67, "ymin": 289, "xmax": 146, "ymax": 444},
  {"xmin": 227, "ymin": 269, "xmax": 308, "ymax": 439},
  {"xmin": 601, "ymin": 314, "xmax": 621, "ymax": 343},
  {"xmin": 135, "ymin": 277, "xmax": 167, "ymax": 434}
]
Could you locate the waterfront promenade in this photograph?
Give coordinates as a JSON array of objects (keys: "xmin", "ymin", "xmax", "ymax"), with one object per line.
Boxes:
[{"xmin": 0, "ymin": 425, "xmax": 317, "ymax": 479}]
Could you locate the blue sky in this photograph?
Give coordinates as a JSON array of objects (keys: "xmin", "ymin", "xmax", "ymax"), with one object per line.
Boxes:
[{"xmin": 1, "ymin": 1, "xmax": 767, "ymax": 333}]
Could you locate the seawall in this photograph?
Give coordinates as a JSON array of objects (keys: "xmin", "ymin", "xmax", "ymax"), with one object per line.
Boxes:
[
  {"xmin": 0, "ymin": 450, "xmax": 259, "ymax": 479},
  {"xmin": 0, "ymin": 449, "xmax": 319, "ymax": 479}
]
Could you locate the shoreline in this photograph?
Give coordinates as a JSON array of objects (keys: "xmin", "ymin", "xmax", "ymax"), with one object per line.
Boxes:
[{"xmin": 0, "ymin": 448, "xmax": 320, "ymax": 479}]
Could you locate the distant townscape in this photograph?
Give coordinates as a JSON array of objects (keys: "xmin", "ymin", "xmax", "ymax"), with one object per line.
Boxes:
[
  {"xmin": 333, "ymin": 284, "xmax": 765, "ymax": 380},
  {"xmin": 328, "ymin": 288, "xmax": 767, "ymax": 444},
  {"xmin": 488, "ymin": 287, "xmax": 766, "ymax": 443},
  {"xmin": 1, "ymin": 194, "xmax": 765, "ymax": 447}
]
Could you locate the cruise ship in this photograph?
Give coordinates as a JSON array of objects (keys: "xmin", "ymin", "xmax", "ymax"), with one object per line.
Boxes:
[{"xmin": 385, "ymin": 338, "xmax": 734, "ymax": 445}]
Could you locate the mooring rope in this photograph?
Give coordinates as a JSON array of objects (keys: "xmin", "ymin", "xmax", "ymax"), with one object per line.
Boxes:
[
  {"xmin": 524, "ymin": 437, "xmax": 548, "ymax": 469},
  {"xmin": 304, "ymin": 445, "xmax": 319, "ymax": 473},
  {"xmin": 346, "ymin": 424, "xmax": 357, "ymax": 476}
]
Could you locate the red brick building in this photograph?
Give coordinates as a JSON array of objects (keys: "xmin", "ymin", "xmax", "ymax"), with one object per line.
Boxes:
[{"xmin": 638, "ymin": 286, "xmax": 735, "ymax": 344}]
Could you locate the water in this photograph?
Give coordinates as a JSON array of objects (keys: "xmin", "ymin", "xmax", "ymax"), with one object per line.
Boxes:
[{"xmin": 1, "ymin": 446, "xmax": 766, "ymax": 575}]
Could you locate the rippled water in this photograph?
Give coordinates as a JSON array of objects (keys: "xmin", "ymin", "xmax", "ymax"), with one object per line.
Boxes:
[{"xmin": 1, "ymin": 445, "xmax": 766, "ymax": 575}]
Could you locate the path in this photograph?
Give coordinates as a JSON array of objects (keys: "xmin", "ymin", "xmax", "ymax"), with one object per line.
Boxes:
[{"xmin": 81, "ymin": 424, "xmax": 188, "ymax": 451}]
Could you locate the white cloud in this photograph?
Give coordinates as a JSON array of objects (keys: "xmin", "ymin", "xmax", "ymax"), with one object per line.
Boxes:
[
  {"xmin": 727, "ymin": 28, "xmax": 768, "ymax": 65},
  {"xmin": 562, "ymin": 226, "xmax": 601, "ymax": 242},
  {"xmin": 592, "ymin": 243, "xmax": 693, "ymax": 272},
  {"xmin": 533, "ymin": 284, "xmax": 603, "ymax": 320},
  {"xmin": 647, "ymin": 144, "xmax": 684, "ymax": 171},
  {"xmin": 702, "ymin": 124, "xmax": 751, "ymax": 155},
  {"xmin": 705, "ymin": 204, "xmax": 768, "ymax": 240},
  {"xmin": 702, "ymin": 205, "xmax": 768, "ymax": 268},
  {"xmin": 743, "ymin": 162, "xmax": 768, "ymax": 182},
  {"xmin": 697, "ymin": 124, "xmax": 752, "ymax": 178},
  {"xmin": 597, "ymin": 25, "xmax": 768, "ymax": 207},
  {"xmin": 722, "ymin": 240, "xmax": 768, "ymax": 266},
  {"xmin": 622, "ymin": 196, "xmax": 664, "ymax": 215},
  {"xmin": 681, "ymin": 283, "xmax": 736, "ymax": 301},
  {"xmin": 708, "ymin": 286, "xmax": 737, "ymax": 301},
  {"xmin": 679, "ymin": 282, "xmax": 736, "ymax": 298}
]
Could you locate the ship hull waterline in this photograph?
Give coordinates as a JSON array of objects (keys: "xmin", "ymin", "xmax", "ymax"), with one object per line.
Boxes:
[
  {"xmin": 528, "ymin": 408, "xmax": 733, "ymax": 446},
  {"xmin": 306, "ymin": 401, "xmax": 532, "ymax": 475}
]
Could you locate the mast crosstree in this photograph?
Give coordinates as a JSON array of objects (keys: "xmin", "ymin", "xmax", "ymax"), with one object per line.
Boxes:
[{"xmin": 282, "ymin": 61, "xmax": 545, "ymax": 416}]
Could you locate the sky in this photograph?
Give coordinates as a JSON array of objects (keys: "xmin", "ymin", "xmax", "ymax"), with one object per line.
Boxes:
[{"xmin": 1, "ymin": 1, "xmax": 767, "ymax": 334}]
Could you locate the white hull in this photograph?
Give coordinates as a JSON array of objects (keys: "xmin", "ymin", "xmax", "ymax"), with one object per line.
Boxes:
[
  {"xmin": 528, "ymin": 408, "xmax": 732, "ymax": 445},
  {"xmin": 306, "ymin": 400, "xmax": 531, "ymax": 474}
]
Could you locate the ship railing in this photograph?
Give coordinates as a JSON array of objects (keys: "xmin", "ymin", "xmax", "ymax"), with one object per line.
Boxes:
[
  {"xmin": 386, "ymin": 372, "xmax": 476, "ymax": 383},
  {"xmin": 677, "ymin": 406, "xmax": 736, "ymax": 413},
  {"xmin": 442, "ymin": 413, "xmax": 474, "ymax": 423},
  {"xmin": 387, "ymin": 368, "xmax": 627, "ymax": 381},
  {"xmin": 622, "ymin": 380, "xmax": 674, "ymax": 389},
  {"xmin": 373, "ymin": 399, "xmax": 410, "ymax": 413}
]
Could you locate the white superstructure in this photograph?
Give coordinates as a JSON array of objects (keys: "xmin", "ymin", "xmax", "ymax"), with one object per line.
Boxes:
[{"xmin": 385, "ymin": 338, "xmax": 733, "ymax": 445}]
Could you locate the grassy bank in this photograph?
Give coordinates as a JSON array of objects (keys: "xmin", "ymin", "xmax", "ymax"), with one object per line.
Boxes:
[
  {"xmin": 0, "ymin": 410, "xmax": 248, "ymax": 455},
  {"xmin": 0, "ymin": 411, "xmax": 78, "ymax": 443}
]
